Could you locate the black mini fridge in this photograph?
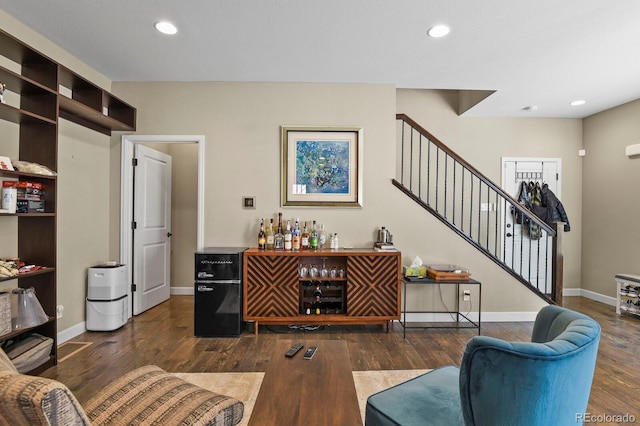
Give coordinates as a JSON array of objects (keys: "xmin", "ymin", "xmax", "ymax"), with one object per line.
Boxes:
[{"xmin": 194, "ymin": 247, "xmax": 248, "ymax": 337}]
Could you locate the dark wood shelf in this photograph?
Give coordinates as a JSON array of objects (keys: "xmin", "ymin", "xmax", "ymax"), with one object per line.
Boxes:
[
  {"xmin": 0, "ymin": 267, "xmax": 55, "ymax": 284},
  {"xmin": 299, "ymin": 277, "xmax": 347, "ymax": 282},
  {"xmin": 57, "ymin": 64, "xmax": 136, "ymax": 135},
  {"xmin": 0, "ymin": 102, "xmax": 57, "ymax": 126},
  {"xmin": 0, "ymin": 169, "xmax": 57, "ymax": 180},
  {"xmin": 0, "ymin": 316, "xmax": 55, "ymax": 341},
  {"xmin": 59, "ymin": 96, "xmax": 135, "ymax": 135},
  {"xmin": 0, "ymin": 65, "xmax": 57, "ymax": 96},
  {"xmin": 0, "ymin": 213, "xmax": 56, "ymax": 217}
]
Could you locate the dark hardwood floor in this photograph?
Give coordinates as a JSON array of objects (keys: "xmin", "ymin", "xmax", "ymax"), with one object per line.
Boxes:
[{"xmin": 44, "ymin": 296, "xmax": 640, "ymax": 421}]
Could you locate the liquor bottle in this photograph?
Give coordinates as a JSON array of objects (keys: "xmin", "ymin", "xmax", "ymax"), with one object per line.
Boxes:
[
  {"xmin": 333, "ymin": 233, "xmax": 339, "ymax": 250},
  {"xmin": 310, "ymin": 220, "xmax": 319, "ymax": 250},
  {"xmin": 329, "ymin": 232, "xmax": 335, "ymax": 249},
  {"xmin": 258, "ymin": 218, "xmax": 266, "ymax": 250},
  {"xmin": 292, "ymin": 218, "xmax": 301, "ymax": 251},
  {"xmin": 319, "ymin": 224, "xmax": 327, "ymax": 249},
  {"xmin": 284, "ymin": 220, "xmax": 292, "ymax": 251},
  {"xmin": 301, "ymin": 221, "xmax": 310, "ymax": 250},
  {"xmin": 274, "ymin": 213, "xmax": 284, "ymax": 251},
  {"xmin": 266, "ymin": 218, "xmax": 275, "ymax": 250}
]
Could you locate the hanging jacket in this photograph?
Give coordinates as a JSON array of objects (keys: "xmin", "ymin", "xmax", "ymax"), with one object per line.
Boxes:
[{"xmin": 540, "ymin": 184, "xmax": 570, "ymax": 232}]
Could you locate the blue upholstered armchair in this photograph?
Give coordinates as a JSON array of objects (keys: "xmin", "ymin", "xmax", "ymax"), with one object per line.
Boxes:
[{"xmin": 365, "ymin": 305, "xmax": 601, "ymax": 426}]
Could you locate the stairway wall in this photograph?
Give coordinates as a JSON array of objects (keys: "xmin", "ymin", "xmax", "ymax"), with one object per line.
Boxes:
[{"xmin": 396, "ymin": 89, "xmax": 583, "ymax": 312}]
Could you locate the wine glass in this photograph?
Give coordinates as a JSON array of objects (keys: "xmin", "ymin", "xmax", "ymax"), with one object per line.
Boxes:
[
  {"xmin": 299, "ymin": 263, "xmax": 308, "ymax": 278},
  {"xmin": 309, "ymin": 264, "xmax": 318, "ymax": 278},
  {"xmin": 320, "ymin": 258, "xmax": 328, "ymax": 277},
  {"xmin": 330, "ymin": 267, "xmax": 337, "ymax": 278}
]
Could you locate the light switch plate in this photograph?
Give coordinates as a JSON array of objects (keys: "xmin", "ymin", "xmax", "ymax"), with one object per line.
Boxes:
[{"xmin": 243, "ymin": 196, "xmax": 256, "ymax": 209}]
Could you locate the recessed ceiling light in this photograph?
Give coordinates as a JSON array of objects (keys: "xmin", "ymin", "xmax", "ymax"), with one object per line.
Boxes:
[
  {"xmin": 570, "ymin": 99, "xmax": 586, "ymax": 106},
  {"xmin": 155, "ymin": 21, "xmax": 178, "ymax": 35},
  {"xmin": 427, "ymin": 25, "xmax": 450, "ymax": 38}
]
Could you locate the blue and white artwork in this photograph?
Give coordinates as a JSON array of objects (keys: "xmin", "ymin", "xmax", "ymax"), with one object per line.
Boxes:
[{"xmin": 295, "ymin": 140, "xmax": 350, "ymax": 194}]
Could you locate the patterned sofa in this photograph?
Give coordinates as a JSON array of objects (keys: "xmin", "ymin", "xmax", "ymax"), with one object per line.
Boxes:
[{"xmin": 0, "ymin": 348, "xmax": 244, "ymax": 425}]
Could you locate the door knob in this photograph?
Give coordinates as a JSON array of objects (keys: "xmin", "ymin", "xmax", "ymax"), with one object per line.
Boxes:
[{"xmin": 167, "ymin": 232, "xmax": 173, "ymax": 237}]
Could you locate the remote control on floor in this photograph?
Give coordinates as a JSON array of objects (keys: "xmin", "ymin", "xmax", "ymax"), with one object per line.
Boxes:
[
  {"xmin": 285, "ymin": 342, "xmax": 304, "ymax": 357},
  {"xmin": 303, "ymin": 346, "xmax": 318, "ymax": 360}
]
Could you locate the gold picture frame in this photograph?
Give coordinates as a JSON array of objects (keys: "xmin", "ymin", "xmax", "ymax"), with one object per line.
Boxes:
[{"xmin": 281, "ymin": 126, "xmax": 363, "ymax": 207}]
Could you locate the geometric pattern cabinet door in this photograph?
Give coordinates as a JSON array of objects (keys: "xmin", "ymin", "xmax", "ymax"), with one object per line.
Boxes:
[
  {"xmin": 245, "ymin": 255, "xmax": 299, "ymax": 318},
  {"xmin": 347, "ymin": 255, "xmax": 400, "ymax": 317}
]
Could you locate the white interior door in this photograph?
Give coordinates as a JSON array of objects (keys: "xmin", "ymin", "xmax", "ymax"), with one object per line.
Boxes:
[
  {"xmin": 133, "ymin": 144, "xmax": 172, "ymax": 315},
  {"xmin": 502, "ymin": 158, "xmax": 560, "ymax": 292}
]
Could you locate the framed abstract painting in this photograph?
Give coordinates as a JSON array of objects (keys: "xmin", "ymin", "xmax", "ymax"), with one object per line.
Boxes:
[{"xmin": 281, "ymin": 126, "xmax": 363, "ymax": 207}]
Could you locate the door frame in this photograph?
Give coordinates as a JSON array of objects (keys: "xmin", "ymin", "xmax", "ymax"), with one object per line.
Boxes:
[{"xmin": 120, "ymin": 135, "xmax": 205, "ymax": 316}]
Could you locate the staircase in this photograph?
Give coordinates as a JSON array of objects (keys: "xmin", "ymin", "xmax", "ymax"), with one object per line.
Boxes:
[{"xmin": 395, "ymin": 114, "xmax": 561, "ymax": 304}]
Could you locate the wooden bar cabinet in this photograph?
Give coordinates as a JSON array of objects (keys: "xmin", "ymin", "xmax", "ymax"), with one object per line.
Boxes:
[{"xmin": 243, "ymin": 248, "xmax": 401, "ymax": 334}]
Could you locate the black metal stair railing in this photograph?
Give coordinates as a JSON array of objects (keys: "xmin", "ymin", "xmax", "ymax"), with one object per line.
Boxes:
[{"xmin": 395, "ymin": 114, "xmax": 561, "ymax": 304}]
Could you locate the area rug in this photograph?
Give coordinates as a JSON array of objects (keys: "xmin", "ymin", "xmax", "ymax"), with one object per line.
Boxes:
[{"xmin": 174, "ymin": 369, "xmax": 429, "ymax": 425}]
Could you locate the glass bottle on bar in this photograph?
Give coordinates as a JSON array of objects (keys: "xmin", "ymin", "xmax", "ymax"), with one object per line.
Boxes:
[
  {"xmin": 274, "ymin": 213, "xmax": 284, "ymax": 251},
  {"xmin": 266, "ymin": 218, "xmax": 275, "ymax": 250},
  {"xmin": 258, "ymin": 218, "xmax": 266, "ymax": 250},
  {"xmin": 284, "ymin": 220, "xmax": 292, "ymax": 251},
  {"xmin": 319, "ymin": 224, "xmax": 327, "ymax": 249},
  {"xmin": 310, "ymin": 220, "xmax": 319, "ymax": 250},
  {"xmin": 301, "ymin": 221, "xmax": 310, "ymax": 250},
  {"xmin": 292, "ymin": 218, "xmax": 301, "ymax": 251}
]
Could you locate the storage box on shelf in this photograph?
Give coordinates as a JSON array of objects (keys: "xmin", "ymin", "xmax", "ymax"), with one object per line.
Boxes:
[{"xmin": 1, "ymin": 28, "xmax": 136, "ymax": 373}]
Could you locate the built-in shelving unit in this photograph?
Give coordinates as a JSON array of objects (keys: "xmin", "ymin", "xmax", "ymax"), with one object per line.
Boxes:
[{"xmin": 0, "ymin": 28, "xmax": 136, "ymax": 374}]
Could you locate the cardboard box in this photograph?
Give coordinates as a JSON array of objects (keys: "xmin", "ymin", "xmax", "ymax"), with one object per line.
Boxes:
[
  {"xmin": 403, "ymin": 266, "xmax": 427, "ymax": 277},
  {"xmin": 16, "ymin": 200, "xmax": 45, "ymax": 213},
  {"xmin": 4, "ymin": 181, "xmax": 44, "ymax": 201}
]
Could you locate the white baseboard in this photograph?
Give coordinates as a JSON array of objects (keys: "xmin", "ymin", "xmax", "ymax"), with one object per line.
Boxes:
[
  {"xmin": 57, "ymin": 288, "xmax": 615, "ymax": 344},
  {"xmin": 57, "ymin": 321, "xmax": 86, "ymax": 345},
  {"xmin": 171, "ymin": 286, "xmax": 194, "ymax": 295},
  {"xmin": 400, "ymin": 311, "xmax": 538, "ymax": 323},
  {"xmin": 563, "ymin": 287, "xmax": 616, "ymax": 306},
  {"xmin": 562, "ymin": 287, "xmax": 581, "ymax": 297}
]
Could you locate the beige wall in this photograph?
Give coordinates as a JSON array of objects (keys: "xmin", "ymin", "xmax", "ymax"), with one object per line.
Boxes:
[
  {"xmin": 110, "ymin": 81, "xmax": 397, "ymax": 249},
  {"xmin": 582, "ymin": 98, "xmax": 640, "ymax": 297},
  {"xmin": 56, "ymin": 121, "xmax": 111, "ymax": 330},
  {"xmin": 167, "ymin": 143, "xmax": 199, "ymax": 287},
  {"xmin": 108, "ymin": 82, "xmax": 567, "ymax": 313}
]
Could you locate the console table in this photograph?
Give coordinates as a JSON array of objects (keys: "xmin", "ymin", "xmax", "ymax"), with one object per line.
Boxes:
[
  {"xmin": 400, "ymin": 277, "xmax": 481, "ymax": 338},
  {"xmin": 243, "ymin": 248, "xmax": 401, "ymax": 334}
]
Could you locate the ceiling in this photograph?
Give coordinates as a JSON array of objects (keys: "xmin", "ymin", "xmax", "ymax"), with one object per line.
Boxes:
[{"xmin": 2, "ymin": 0, "xmax": 640, "ymax": 118}]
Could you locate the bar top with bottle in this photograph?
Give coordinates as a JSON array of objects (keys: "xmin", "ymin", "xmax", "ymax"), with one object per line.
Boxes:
[{"xmin": 243, "ymin": 247, "xmax": 399, "ymax": 257}]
